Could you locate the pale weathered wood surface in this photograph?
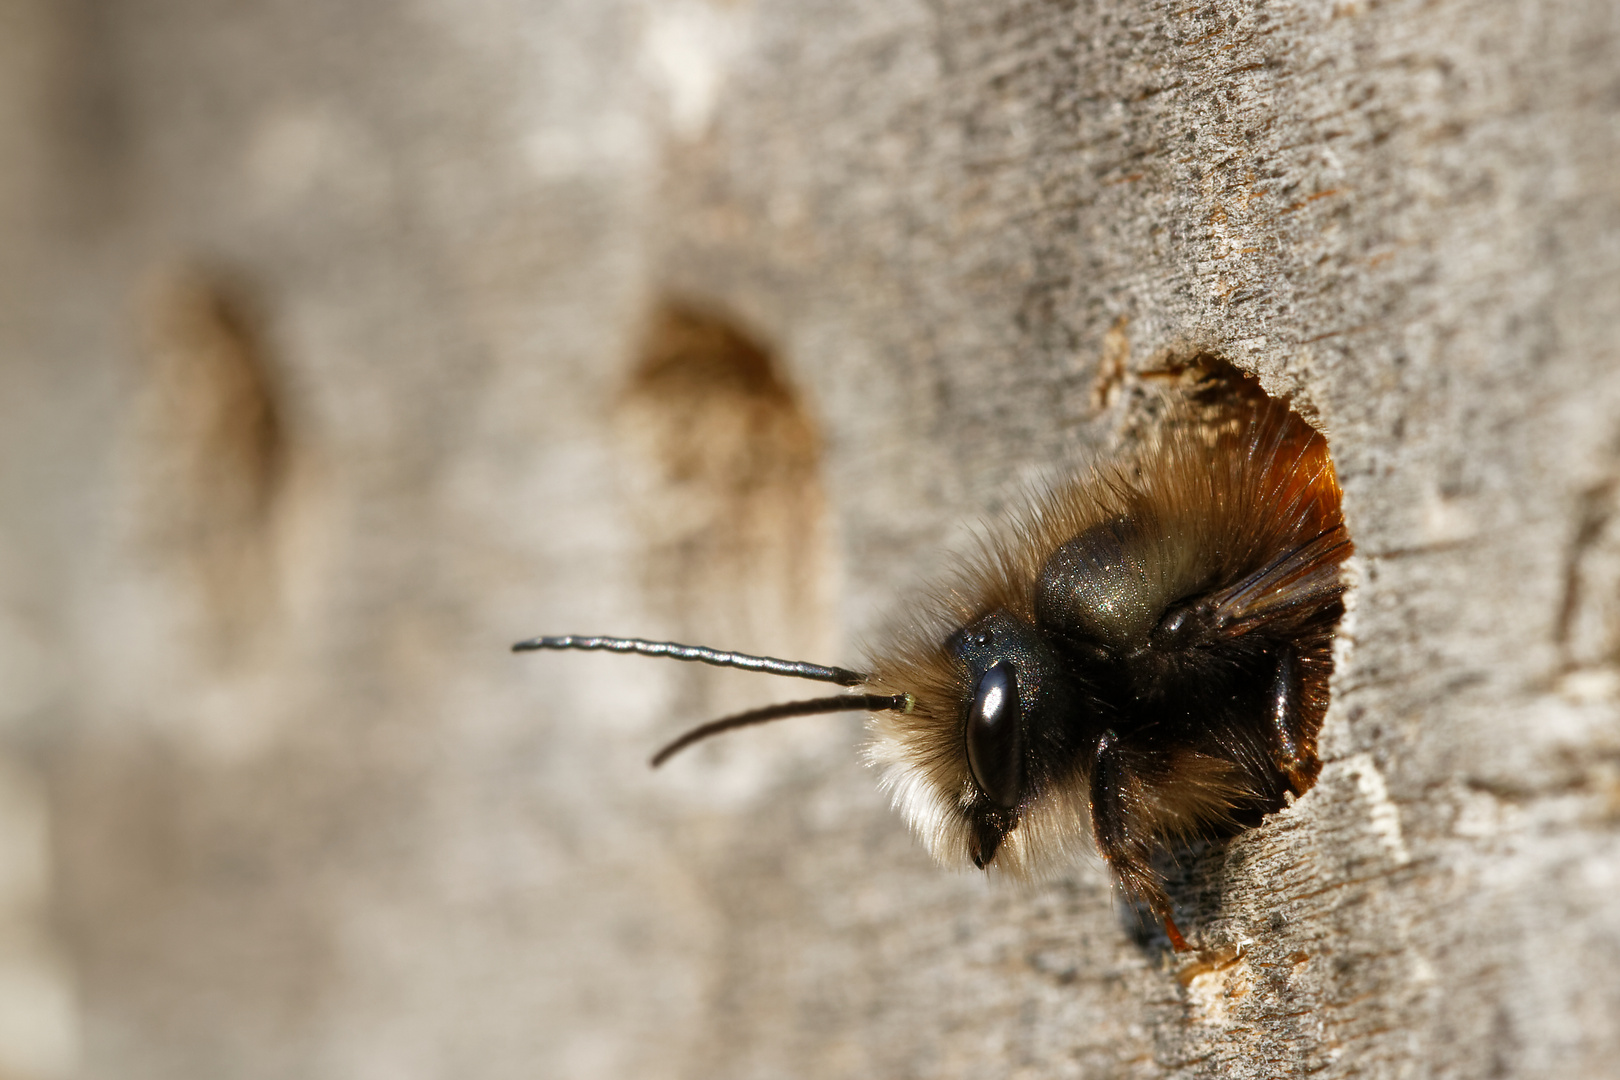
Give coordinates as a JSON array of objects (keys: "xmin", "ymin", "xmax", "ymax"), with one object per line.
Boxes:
[{"xmin": 1, "ymin": 0, "xmax": 1617, "ymax": 1077}]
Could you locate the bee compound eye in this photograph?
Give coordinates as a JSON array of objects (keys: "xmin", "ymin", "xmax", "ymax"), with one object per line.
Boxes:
[{"xmin": 965, "ymin": 662, "xmax": 1024, "ymax": 809}]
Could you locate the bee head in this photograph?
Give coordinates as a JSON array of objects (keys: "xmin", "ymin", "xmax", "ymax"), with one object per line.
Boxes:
[{"xmin": 945, "ymin": 609, "xmax": 1093, "ymax": 869}]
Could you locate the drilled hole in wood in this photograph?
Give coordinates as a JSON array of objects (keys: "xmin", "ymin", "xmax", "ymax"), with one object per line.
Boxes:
[
  {"xmin": 616, "ymin": 300, "xmax": 830, "ymax": 660},
  {"xmin": 129, "ymin": 264, "xmax": 288, "ymax": 659}
]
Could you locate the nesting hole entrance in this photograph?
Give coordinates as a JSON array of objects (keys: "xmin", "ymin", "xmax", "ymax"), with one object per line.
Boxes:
[
  {"xmin": 616, "ymin": 300, "xmax": 832, "ymax": 690},
  {"xmin": 128, "ymin": 264, "xmax": 289, "ymax": 663}
]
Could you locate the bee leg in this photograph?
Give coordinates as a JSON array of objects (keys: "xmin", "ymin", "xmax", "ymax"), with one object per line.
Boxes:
[
  {"xmin": 1091, "ymin": 730, "xmax": 1191, "ymax": 952},
  {"xmin": 1161, "ymin": 911, "xmax": 1190, "ymax": 953},
  {"xmin": 1267, "ymin": 646, "xmax": 1313, "ymax": 793}
]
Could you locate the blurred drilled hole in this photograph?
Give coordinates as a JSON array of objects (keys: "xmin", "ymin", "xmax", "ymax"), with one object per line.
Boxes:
[
  {"xmin": 130, "ymin": 264, "xmax": 286, "ymax": 658},
  {"xmin": 617, "ymin": 300, "xmax": 830, "ymax": 663},
  {"xmin": 1557, "ymin": 477, "xmax": 1620, "ymax": 675}
]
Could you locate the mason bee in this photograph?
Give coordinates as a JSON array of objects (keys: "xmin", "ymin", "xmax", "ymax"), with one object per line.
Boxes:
[{"xmin": 516, "ymin": 378, "xmax": 1351, "ymax": 950}]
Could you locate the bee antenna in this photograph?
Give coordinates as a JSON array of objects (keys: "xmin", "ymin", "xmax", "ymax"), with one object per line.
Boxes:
[
  {"xmin": 512, "ymin": 635, "xmax": 869, "ymax": 687},
  {"xmin": 650, "ymin": 693, "xmax": 914, "ymax": 768}
]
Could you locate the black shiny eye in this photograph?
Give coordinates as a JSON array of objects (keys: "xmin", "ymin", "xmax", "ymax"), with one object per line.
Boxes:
[{"xmin": 965, "ymin": 662, "xmax": 1024, "ymax": 808}]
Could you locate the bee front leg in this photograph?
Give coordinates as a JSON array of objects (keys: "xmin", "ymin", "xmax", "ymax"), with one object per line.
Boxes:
[{"xmin": 1090, "ymin": 730, "xmax": 1190, "ymax": 952}]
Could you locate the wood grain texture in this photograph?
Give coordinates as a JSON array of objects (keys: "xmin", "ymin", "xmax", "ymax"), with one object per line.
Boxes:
[{"xmin": 1, "ymin": 0, "xmax": 1616, "ymax": 1077}]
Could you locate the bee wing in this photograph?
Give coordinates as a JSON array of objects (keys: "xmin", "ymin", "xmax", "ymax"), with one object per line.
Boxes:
[{"xmin": 1207, "ymin": 527, "xmax": 1352, "ymax": 636}]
